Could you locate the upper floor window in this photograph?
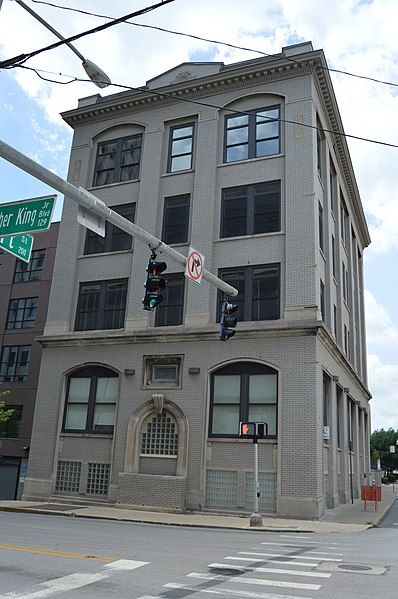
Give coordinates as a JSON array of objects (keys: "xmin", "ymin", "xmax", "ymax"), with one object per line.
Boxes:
[
  {"xmin": 209, "ymin": 361, "xmax": 278, "ymax": 438},
  {"xmin": 0, "ymin": 405, "xmax": 23, "ymax": 438},
  {"xmin": 221, "ymin": 181, "xmax": 280, "ymax": 238},
  {"xmin": 0, "ymin": 345, "xmax": 31, "ymax": 383},
  {"xmin": 6, "ymin": 297, "xmax": 38, "ymax": 330},
  {"xmin": 318, "ymin": 203, "xmax": 324, "ymax": 252},
  {"xmin": 143, "ymin": 355, "xmax": 182, "ymax": 389},
  {"xmin": 155, "ymin": 273, "xmax": 185, "ymax": 327},
  {"xmin": 218, "ymin": 264, "xmax": 280, "ymax": 322},
  {"xmin": 93, "ymin": 134, "xmax": 142, "ymax": 186},
  {"xmin": 14, "ymin": 249, "xmax": 45, "ymax": 283},
  {"xmin": 340, "ymin": 197, "xmax": 349, "ymax": 248},
  {"xmin": 332, "ymin": 236, "xmax": 336, "ymax": 278},
  {"xmin": 224, "ymin": 106, "xmax": 280, "ymax": 163},
  {"xmin": 75, "ymin": 279, "xmax": 127, "ymax": 331},
  {"xmin": 342, "ymin": 261, "xmax": 349, "ymax": 304},
  {"xmin": 62, "ymin": 366, "xmax": 118, "ymax": 434},
  {"xmin": 162, "ymin": 195, "xmax": 190, "ymax": 244},
  {"xmin": 329, "ymin": 158, "xmax": 337, "ymax": 213},
  {"xmin": 84, "ymin": 203, "xmax": 135, "ymax": 255},
  {"xmin": 167, "ymin": 123, "xmax": 195, "ymax": 173},
  {"xmin": 320, "ymin": 280, "xmax": 325, "ymax": 321}
]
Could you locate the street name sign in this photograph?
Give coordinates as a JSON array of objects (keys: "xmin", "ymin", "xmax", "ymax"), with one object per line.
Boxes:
[
  {"xmin": 0, "ymin": 233, "xmax": 34, "ymax": 263},
  {"xmin": 0, "ymin": 194, "xmax": 56, "ymax": 237}
]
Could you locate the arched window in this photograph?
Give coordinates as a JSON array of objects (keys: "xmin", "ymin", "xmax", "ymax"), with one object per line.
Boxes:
[
  {"xmin": 140, "ymin": 412, "xmax": 179, "ymax": 457},
  {"xmin": 209, "ymin": 362, "xmax": 278, "ymax": 438},
  {"xmin": 62, "ymin": 366, "xmax": 118, "ymax": 434}
]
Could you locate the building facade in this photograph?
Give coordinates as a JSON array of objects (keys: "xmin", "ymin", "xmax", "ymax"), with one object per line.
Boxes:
[
  {"xmin": 23, "ymin": 42, "xmax": 371, "ymax": 519},
  {"xmin": 0, "ymin": 222, "xmax": 59, "ymax": 499}
]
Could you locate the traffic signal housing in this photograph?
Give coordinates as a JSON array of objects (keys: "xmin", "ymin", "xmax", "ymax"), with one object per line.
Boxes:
[
  {"xmin": 219, "ymin": 299, "xmax": 238, "ymax": 341},
  {"xmin": 239, "ymin": 421, "xmax": 268, "ymax": 439},
  {"xmin": 142, "ymin": 254, "xmax": 167, "ymax": 311}
]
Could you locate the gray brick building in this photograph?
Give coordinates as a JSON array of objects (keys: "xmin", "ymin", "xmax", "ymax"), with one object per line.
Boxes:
[{"xmin": 23, "ymin": 41, "xmax": 371, "ymax": 519}]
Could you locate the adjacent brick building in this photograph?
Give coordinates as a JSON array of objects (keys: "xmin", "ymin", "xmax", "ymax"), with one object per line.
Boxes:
[
  {"xmin": 0, "ymin": 222, "xmax": 59, "ymax": 499},
  {"xmin": 23, "ymin": 42, "xmax": 371, "ymax": 519}
]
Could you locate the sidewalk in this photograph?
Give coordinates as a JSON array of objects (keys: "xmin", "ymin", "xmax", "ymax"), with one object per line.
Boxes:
[{"xmin": 0, "ymin": 485, "xmax": 396, "ymax": 534}]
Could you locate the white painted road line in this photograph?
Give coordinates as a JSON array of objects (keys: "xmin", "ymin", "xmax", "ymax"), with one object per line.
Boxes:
[
  {"xmin": 165, "ymin": 582, "xmax": 314, "ymax": 599},
  {"xmin": 208, "ymin": 563, "xmax": 331, "ymax": 578},
  {"xmin": 188, "ymin": 572, "xmax": 322, "ymax": 591},
  {"xmin": 279, "ymin": 535, "xmax": 310, "ymax": 539},
  {"xmin": 393, "ymin": 523, "xmax": 398, "ymax": 526},
  {"xmin": 225, "ymin": 557, "xmax": 317, "ymax": 567},
  {"xmin": 305, "ymin": 551, "xmax": 344, "ymax": 556},
  {"xmin": 261, "ymin": 541, "xmax": 341, "ymax": 548},
  {"xmin": 0, "ymin": 559, "xmax": 149, "ymax": 599},
  {"xmin": 240, "ymin": 551, "xmax": 342, "ymax": 562}
]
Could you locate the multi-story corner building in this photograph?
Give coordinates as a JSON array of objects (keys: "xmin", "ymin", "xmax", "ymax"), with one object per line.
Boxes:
[
  {"xmin": 0, "ymin": 222, "xmax": 59, "ymax": 499},
  {"xmin": 23, "ymin": 41, "xmax": 371, "ymax": 519}
]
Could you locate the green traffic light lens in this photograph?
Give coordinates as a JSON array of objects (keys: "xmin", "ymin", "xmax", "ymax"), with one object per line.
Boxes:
[{"xmin": 149, "ymin": 298, "xmax": 158, "ymax": 308}]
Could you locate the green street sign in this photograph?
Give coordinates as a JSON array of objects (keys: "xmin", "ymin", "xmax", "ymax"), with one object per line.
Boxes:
[
  {"xmin": 0, "ymin": 233, "xmax": 34, "ymax": 263},
  {"xmin": 0, "ymin": 194, "xmax": 56, "ymax": 237}
]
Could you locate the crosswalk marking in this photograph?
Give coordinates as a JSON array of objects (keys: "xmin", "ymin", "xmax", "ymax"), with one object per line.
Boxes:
[
  {"xmin": 304, "ymin": 551, "xmax": 344, "ymax": 556},
  {"xmin": 187, "ymin": 572, "xmax": 322, "ymax": 590},
  {"xmin": 0, "ymin": 559, "xmax": 148, "ymax": 599},
  {"xmin": 164, "ymin": 582, "xmax": 314, "ymax": 599},
  {"xmin": 279, "ymin": 535, "xmax": 310, "ymax": 539},
  {"xmin": 225, "ymin": 557, "xmax": 318, "ymax": 567},
  {"xmin": 240, "ymin": 551, "xmax": 342, "ymax": 562},
  {"xmin": 209, "ymin": 563, "xmax": 331, "ymax": 578},
  {"xmin": 261, "ymin": 541, "xmax": 341, "ymax": 548}
]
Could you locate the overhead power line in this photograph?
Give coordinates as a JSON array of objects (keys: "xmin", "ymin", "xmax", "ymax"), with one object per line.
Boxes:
[
  {"xmin": 14, "ymin": 63, "xmax": 398, "ymax": 150},
  {"xmin": 24, "ymin": 0, "xmax": 398, "ymax": 89},
  {"xmin": 0, "ymin": 0, "xmax": 177, "ymax": 69}
]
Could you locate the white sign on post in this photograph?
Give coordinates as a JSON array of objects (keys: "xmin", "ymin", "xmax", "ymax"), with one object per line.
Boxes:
[{"xmin": 185, "ymin": 246, "xmax": 205, "ymax": 284}]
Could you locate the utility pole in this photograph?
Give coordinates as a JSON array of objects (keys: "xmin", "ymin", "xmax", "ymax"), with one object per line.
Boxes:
[{"xmin": 0, "ymin": 139, "xmax": 238, "ymax": 298}]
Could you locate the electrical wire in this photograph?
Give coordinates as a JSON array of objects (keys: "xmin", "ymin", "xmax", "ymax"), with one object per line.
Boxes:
[
  {"xmin": 14, "ymin": 63, "xmax": 398, "ymax": 150},
  {"xmin": 25, "ymin": 0, "xmax": 398, "ymax": 89},
  {"xmin": 0, "ymin": 0, "xmax": 177, "ymax": 69}
]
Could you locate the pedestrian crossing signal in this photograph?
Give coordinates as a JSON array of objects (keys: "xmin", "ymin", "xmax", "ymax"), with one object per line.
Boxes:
[{"xmin": 239, "ymin": 421, "xmax": 268, "ymax": 439}]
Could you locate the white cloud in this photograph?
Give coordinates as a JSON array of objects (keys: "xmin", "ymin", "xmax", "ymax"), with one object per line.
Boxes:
[
  {"xmin": 367, "ymin": 354, "xmax": 398, "ymax": 430},
  {"xmin": 365, "ymin": 290, "xmax": 398, "ymax": 358}
]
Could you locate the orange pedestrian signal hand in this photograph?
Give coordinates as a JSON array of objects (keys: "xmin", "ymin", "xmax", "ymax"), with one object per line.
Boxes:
[{"xmin": 242, "ymin": 423, "xmax": 250, "ymax": 436}]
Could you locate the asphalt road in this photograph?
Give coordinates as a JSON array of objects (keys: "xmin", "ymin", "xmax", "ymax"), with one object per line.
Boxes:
[{"xmin": 1, "ymin": 511, "xmax": 398, "ymax": 598}]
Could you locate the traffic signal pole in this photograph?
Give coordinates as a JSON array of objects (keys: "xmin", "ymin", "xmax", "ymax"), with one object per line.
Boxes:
[
  {"xmin": 250, "ymin": 437, "xmax": 263, "ymax": 527},
  {"xmin": 0, "ymin": 139, "xmax": 238, "ymax": 298}
]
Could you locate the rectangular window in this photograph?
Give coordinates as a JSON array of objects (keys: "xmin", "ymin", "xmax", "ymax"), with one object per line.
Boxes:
[
  {"xmin": 167, "ymin": 123, "xmax": 194, "ymax": 173},
  {"xmin": 344, "ymin": 324, "xmax": 348, "ymax": 355},
  {"xmin": 340, "ymin": 198, "xmax": 349, "ymax": 247},
  {"xmin": 329, "ymin": 159, "xmax": 336, "ymax": 213},
  {"xmin": 221, "ymin": 181, "xmax": 280, "ymax": 238},
  {"xmin": 143, "ymin": 355, "xmax": 182, "ymax": 389},
  {"xmin": 6, "ymin": 297, "xmax": 38, "ymax": 329},
  {"xmin": 218, "ymin": 264, "xmax": 280, "ymax": 322},
  {"xmin": 332, "ymin": 236, "xmax": 336, "ymax": 278},
  {"xmin": 93, "ymin": 134, "xmax": 142, "ymax": 186},
  {"xmin": 14, "ymin": 249, "xmax": 45, "ymax": 283},
  {"xmin": 0, "ymin": 346, "xmax": 31, "ymax": 382},
  {"xmin": 334, "ymin": 305, "xmax": 338, "ymax": 339},
  {"xmin": 320, "ymin": 280, "xmax": 325, "ymax": 321},
  {"xmin": 0, "ymin": 405, "xmax": 23, "ymax": 438},
  {"xmin": 162, "ymin": 195, "xmax": 190, "ymax": 244},
  {"xmin": 84, "ymin": 203, "xmax": 135, "ymax": 255},
  {"xmin": 155, "ymin": 273, "xmax": 185, "ymax": 327},
  {"xmin": 319, "ymin": 203, "xmax": 324, "ymax": 251},
  {"xmin": 323, "ymin": 373, "xmax": 330, "ymax": 427},
  {"xmin": 342, "ymin": 262, "xmax": 349, "ymax": 303},
  {"xmin": 225, "ymin": 106, "xmax": 280, "ymax": 163},
  {"xmin": 75, "ymin": 279, "xmax": 127, "ymax": 331}
]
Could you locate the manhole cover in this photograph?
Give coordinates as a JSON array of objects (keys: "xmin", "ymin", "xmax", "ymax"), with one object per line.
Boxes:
[
  {"xmin": 208, "ymin": 568, "xmax": 244, "ymax": 577},
  {"xmin": 338, "ymin": 564, "xmax": 372, "ymax": 571}
]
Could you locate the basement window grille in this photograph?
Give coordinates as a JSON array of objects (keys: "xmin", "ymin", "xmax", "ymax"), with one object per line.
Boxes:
[
  {"xmin": 55, "ymin": 461, "xmax": 81, "ymax": 494},
  {"xmin": 87, "ymin": 463, "xmax": 110, "ymax": 495},
  {"xmin": 141, "ymin": 412, "xmax": 178, "ymax": 456}
]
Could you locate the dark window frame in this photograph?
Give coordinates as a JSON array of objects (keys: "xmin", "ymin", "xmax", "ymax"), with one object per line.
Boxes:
[
  {"xmin": 84, "ymin": 203, "xmax": 136, "ymax": 255},
  {"xmin": 0, "ymin": 345, "xmax": 31, "ymax": 383},
  {"xmin": 224, "ymin": 105, "xmax": 281, "ymax": 163},
  {"xmin": 62, "ymin": 366, "xmax": 118, "ymax": 435},
  {"xmin": 93, "ymin": 133, "xmax": 143, "ymax": 187},
  {"xmin": 154, "ymin": 273, "xmax": 185, "ymax": 327},
  {"xmin": 320, "ymin": 280, "xmax": 325, "ymax": 322},
  {"xmin": 75, "ymin": 279, "xmax": 128, "ymax": 331},
  {"xmin": 209, "ymin": 361, "xmax": 278, "ymax": 439},
  {"xmin": 318, "ymin": 203, "xmax": 324, "ymax": 252},
  {"xmin": 6, "ymin": 297, "xmax": 38, "ymax": 330},
  {"xmin": 218, "ymin": 264, "xmax": 280, "ymax": 322},
  {"xmin": 220, "ymin": 181, "xmax": 281, "ymax": 239},
  {"xmin": 162, "ymin": 195, "xmax": 190, "ymax": 245},
  {"xmin": 167, "ymin": 122, "xmax": 195, "ymax": 173},
  {"xmin": 14, "ymin": 249, "xmax": 45, "ymax": 283}
]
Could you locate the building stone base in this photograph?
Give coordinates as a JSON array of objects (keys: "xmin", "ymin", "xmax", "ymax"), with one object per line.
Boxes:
[
  {"xmin": 326, "ymin": 492, "xmax": 340, "ymax": 509},
  {"xmin": 22, "ymin": 478, "xmax": 52, "ymax": 502},
  {"xmin": 277, "ymin": 495, "xmax": 326, "ymax": 520},
  {"xmin": 117, "ymin": 473, "xmax": 187, "ymax": 512}
]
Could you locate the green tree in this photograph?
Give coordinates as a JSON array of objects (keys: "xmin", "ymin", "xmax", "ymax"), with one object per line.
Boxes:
[
  {"xmin": 370, "ymin": 428, "xmax": 398, "ymax": 472},
  {"xmin": 0, "ymin": 384, "xmax": 14, "ymax": 448}
]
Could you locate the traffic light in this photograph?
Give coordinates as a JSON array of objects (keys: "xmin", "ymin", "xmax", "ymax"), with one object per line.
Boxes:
[
  {"xmin": 142, "ymin": 253, "xmax": 167, "ymax": 311},
  {"xmin": 239, "ymin": 421, "xmax": 268, "ymax": 439},
  {"xmin": 219, "ymin": 299, "xmax": 238, "ymax": 341}
]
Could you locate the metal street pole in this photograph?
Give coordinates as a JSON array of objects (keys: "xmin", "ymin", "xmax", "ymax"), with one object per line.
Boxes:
[
  {"xmin": 13, "ymin": 0, "xmax": 111, "ymax": 88},
  {"xmin": 250, "ymin": 437, "xmax": 263, "ymax": 527},
  {"xmin": 0, "ymin": 138, "xmax": 238, "ymax": 298}
]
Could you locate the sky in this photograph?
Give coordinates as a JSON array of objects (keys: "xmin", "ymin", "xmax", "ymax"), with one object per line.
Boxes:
[{"xmin": 0, "ymin": 0, "xmax": 397, "ymax": 431}]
